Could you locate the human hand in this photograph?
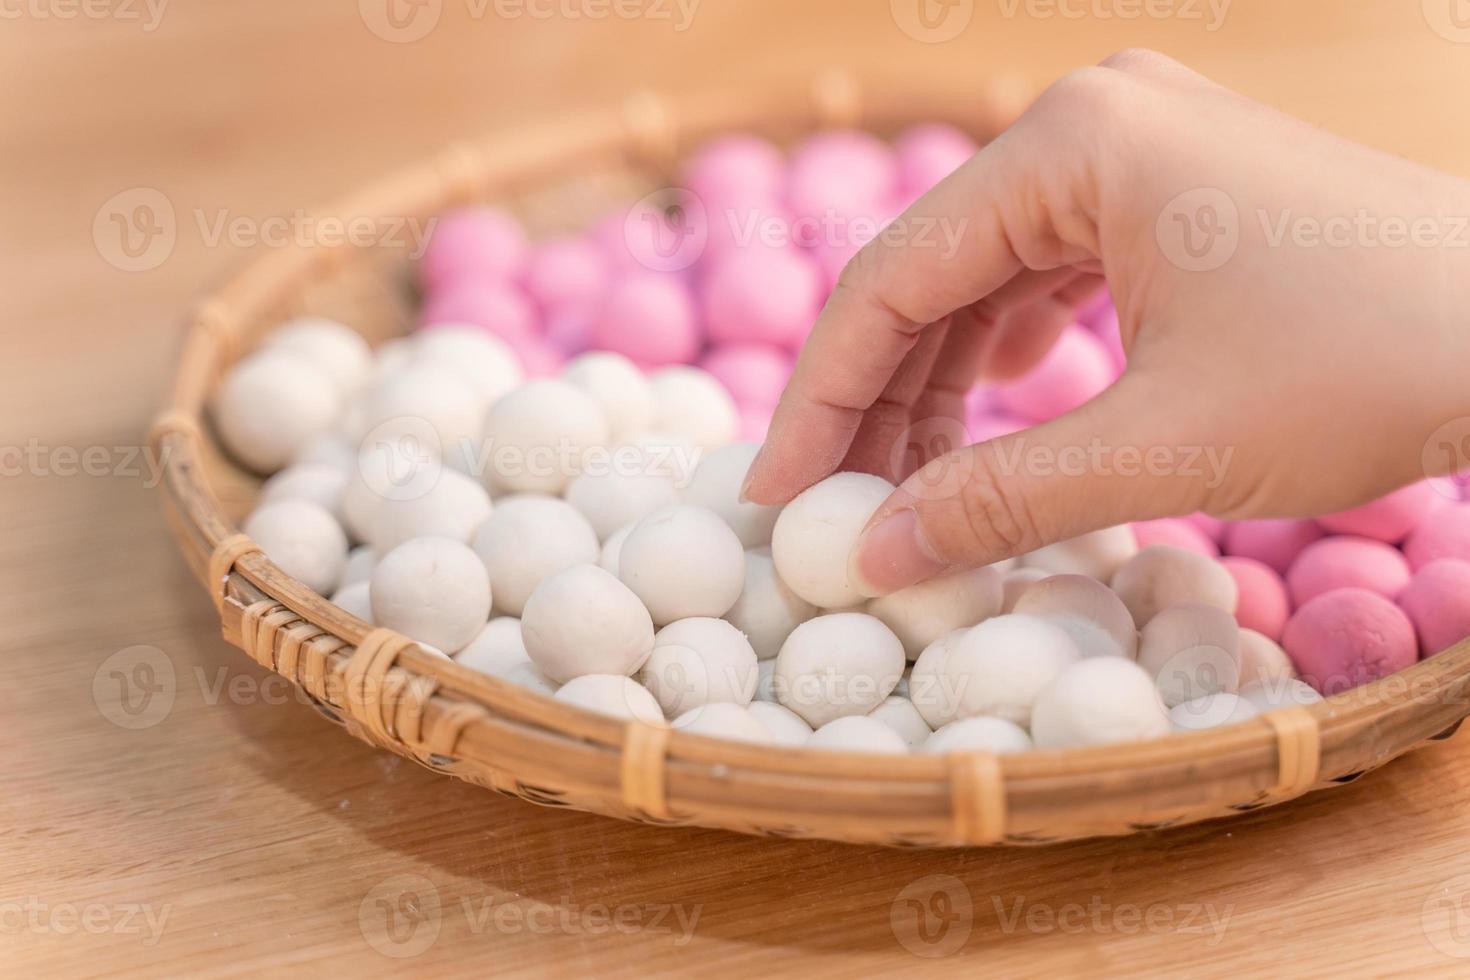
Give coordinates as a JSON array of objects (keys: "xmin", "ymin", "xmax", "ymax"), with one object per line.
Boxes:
[{"xmin": 742, "ymin": 49, "xmax": 1470, "ymax": 595}]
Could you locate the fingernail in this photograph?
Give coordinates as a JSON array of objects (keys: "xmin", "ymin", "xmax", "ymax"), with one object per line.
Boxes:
[
  {"xmin": 737, "ymin": 449, "xmax": 767, "ymax": 504},
  {"xmin": 850, "ymin": 508, "xmax": 949, "ymax": 597}
]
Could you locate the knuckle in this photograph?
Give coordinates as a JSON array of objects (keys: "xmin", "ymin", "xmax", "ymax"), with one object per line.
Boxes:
[
  {"xmin": 956, "ymin": 450, "xmax": 1043, "ymax": 559},
  {"xmin": 1033, "ymin": 66, "xmax": 1129, "ymax": 120}
]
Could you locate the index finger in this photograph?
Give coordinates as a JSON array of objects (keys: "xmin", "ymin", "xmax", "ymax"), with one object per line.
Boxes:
[{"xmin": 741, "ymin": 142, "xmax": 1029, "ymax": 505}]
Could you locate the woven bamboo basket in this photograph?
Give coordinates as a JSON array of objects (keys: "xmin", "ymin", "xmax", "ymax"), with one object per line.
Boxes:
[{"xmin": 151, "ymin": 74, "xmax": 1470, "ymax": 847}]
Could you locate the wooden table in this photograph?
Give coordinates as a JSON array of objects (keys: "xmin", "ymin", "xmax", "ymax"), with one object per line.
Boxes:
[{"xmin": 7, "ymin": 2, "xmax": 1470, "ymax": 975}]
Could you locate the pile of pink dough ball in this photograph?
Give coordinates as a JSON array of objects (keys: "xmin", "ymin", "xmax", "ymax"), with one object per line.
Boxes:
[{"xmin": 415, "ymin": 124, "xmax": 1470, "ymax": 698}]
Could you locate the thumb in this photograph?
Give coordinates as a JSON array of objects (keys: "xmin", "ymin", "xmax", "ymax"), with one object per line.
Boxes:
[{"xmin": 849, "ymin": 375, "xmax": 1213, "ymax": 596}]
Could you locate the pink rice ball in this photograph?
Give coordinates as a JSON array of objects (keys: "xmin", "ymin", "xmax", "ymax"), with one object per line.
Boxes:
[
  {"xmin": 588, "ymin": 273, "xmax": 700, "ymax": 366},
  {"xmin": 1317, "ymin": 481, "xmax": 1439, "ymax": 544},
  {"xmin": 893, "ymin": 123, "xmax": 977, "ymax": 203},
  {"xmin": 739, "ymin": 407, "xmax": 773, "ymax": 443},
  {"xmin": 1286, "ymin": 535, "xmax": 1412, "ymax": 606},
  {"xmin": 1076, "ymin": 291, "xmax": 1113, "ymax": 329},
  {"xmin": 524, "ymin": 237, "xmax": 609, "ymax": 316},
  {"xmin": 597, "ymin": 202, "xmax": 707, "ymax": 275},
  {"xmin": 1087, "ymin": 305, "xmax": 1128, "ymax": 371},
  {"xmin": 1186, "ymin": 513, "xmax": 1227, "ymax": 544},
  {"xmin": 702, "ymin": 246, "xmax": 823, "ymax": 349},
  {"xmin": 1223, "ymin": 519, "xmax": 1325, "ymax": 576},
  {"xmin": 683, "ymin": 134, "xmax": 786, "ymax": 209},
  {"xmin": 1131, "ymin": 518, "xmax": 1219, "ymax": 557},
  {"xmin": 1220, "ymin": 556, "xmax": 1291, "ymax": 641},
  {"xmin": 702, "ymin": 201, "xmax": 790, "ymax": 262},
  {"xmin": 418, "ymin": 207, "xmax": 528, "ymax": 289},
  {"xmin": 1283, "ymin": 587, "xmax": 1418, "ymax": 694},
  {"xmin": 1398, "ymin": 559, "xmax": 1470, "ymax": 655},
  {"xmin": 496, "ymin": 330, "xmax": 563, "ymax": 378},
  {"xmin": 1403, "ymin": 504, "xmax": 1470, "ymax": 570},
  {"xmin": 542, "ymin": 309, "xmax": 594, "ymax": 356},
  {"xmin": 699, "ymin": 343, "xmax": 793, "ymax": 410},
  {"xmin": 419, "ymin": 281, "xmax": 537, "ymax": 339},
  {"xmin": 991, "ymin": 325, "xmax": 1116, "ymax": 423},
  {"xmin": 786, "ymin": 130, "xmax": 897, "ymax": 225}
]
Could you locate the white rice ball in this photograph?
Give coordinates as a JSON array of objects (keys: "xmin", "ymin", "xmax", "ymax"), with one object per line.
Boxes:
[
  {"xmin": 722, "ymin": 549, "xmax": 817, "ymax": 660},
  {"xmin": 1237, "ymin": 628, "xmax": 1297, "ymax": 687},
  {"xmin": 369, "ymin": 467, "xmax": 492, "ymax": 553},
  {"xmin": 622, "ymin": 431, "xmax": 701, "ymax": 486},
  {"xmin": 754, "ymin": 657, "xmax": 779, "ymax": 702},
  {"xmin": 746, "ymin": 701, "xmax": 813, "ymax": 746},
  {"xmin": 520, "ymin": 564, "xmax": 655, "ymax": 682},
  {"xmin": 770, "ymin": 472, "xmax": 895, "ymax": 609},
  {"xmin": 774, "ymin": 613, "xmax": 905, "ymax": 727},
  {"xmin": 923, "ymin": 717, "xmax": 1033, "ymax": 754},
  {"xmin": 1031, "ymin": 658, "xmax": 1172, "ymax": 747},
  {"xmin": 244, "ymin": 499, "xmax": 349, "ymax": 595},
  {"xmin": 618, "ymin": 505, "xmax": 746, "ymax": 625},
  {"xmin": 681, "ymin": 442, "xmax": 780, "ymax": 548},
  {"xmin": 554, "ymin": 674, "xmax": 663, "ymax": 723},
  {"xmin": 1111, "ymin": 545, "xmax": 1238, "ymax": 626},
  {"xmin": 1023, "ymin": 526, "xmax": 1139, "ymax": 581},
  {"xmin": 806, "ymin": 716, "xmax": 909, "ymax": 754},
  {"xmin": 370, "ymin": 537, "xmax": 492, "ymax": 653},
  {"xmin": 908, "ymin": 628, "xmax": 967, "ymax": 729},
  {"xmin": 562, "ymin": 351, "xmax": 653, "ymax": 441},
  {"xmin": 563, "ymin": 466, "xmax": 678, "ymax": 541},
  {"xmin": 672, "ymin": 703, "xmax": 773, "ymax": 744},
  {"xmin": 266, "ymin": 317, "xmax": 373, "ymax": 397},
  {"xmin": 867, "ymin": 696, "xmax": 932, "ymax": 749},
  {"xmin": 481, "ymin": 380, "xmax": 610, "ymax": 494},
  {"xmin": 638, "ymin": 618, "xmax": 758, "ymax": 717},
  {"xmin": 412, "ymin": 326, "xmax": 523, "ymax": 404},
  {"xmin": 359, "ymin": 363, "xmax": 484, "ymax": 467},
  {"xmin": 215, "ymin": 349, "xmax": 343, "ymax": 473},
  {"xmin": 648, "ymin": 366, "xmax": 738, "ymax": 449},
  {"xmin": 866, "ymin": 566, "xmax": 1004, "ymax": 660},
  {"xmin": 292, "ymin": 435, "xmax": 358, "ymax": 470},
  {"xmin": 1012, "ymin": 574, "xmax": 1138, "ymax": 659},
  {"xmin": 454, "ymin": 616, "xmax": 528, "ymax": 676},
  {"xmin": 600, "ymin": 524, "xmax": 633, "ymax": 575},
  {"xmin": 1169, "ymin": 692, "xmax": 1260, "ymax": 732},
  {"xmin": 943, "ymin": 614, "xmax": 1081, "ymax": 727},
  {"xmin": 330, "ymin": 580, "xmax": 374, "ymax": 623},
  {"xmin": 1000, "ymin": 568, "xmax": 1050, "ymax": 613},
  {"xmin": 472, "ymin": 495, "xmax": 600, "ymax": 616},
  {"xmin": 1137, "ymin": 603, "xmax": 1241, "ymax": 707},
  {"xmin": 259, "ymin": 462, "xmax": 351, "ymax": 521},
  {"xmin": 341, "ymin": 545, "xmax": 377, "ymax": 587}
]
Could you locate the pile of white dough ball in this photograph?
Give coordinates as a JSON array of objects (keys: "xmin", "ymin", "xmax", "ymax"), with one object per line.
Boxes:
[{"xmin": 223, "ymin": 318, "xmax": 1318, "ymax": 755}]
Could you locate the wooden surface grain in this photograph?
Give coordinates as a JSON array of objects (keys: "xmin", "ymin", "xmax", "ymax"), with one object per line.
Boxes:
[{"xmin": 6, "ymin": 2, "xmax": 1470, "ymax": 975}]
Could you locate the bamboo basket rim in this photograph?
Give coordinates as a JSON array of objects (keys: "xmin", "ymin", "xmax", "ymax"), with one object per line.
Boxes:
[{"xmin": 150, "ymin": 73, "xmax": 1470, "ymax": 847}]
